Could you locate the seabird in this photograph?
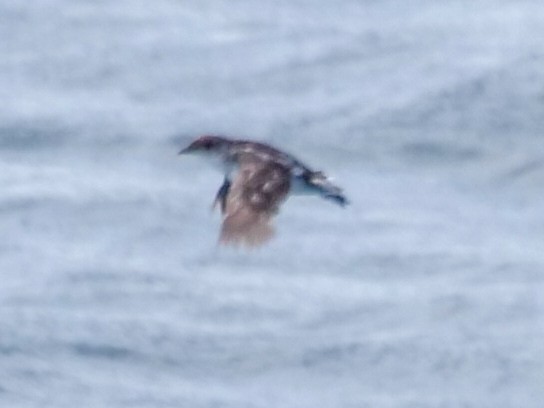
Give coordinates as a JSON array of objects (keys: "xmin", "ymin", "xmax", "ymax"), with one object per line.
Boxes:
[{"xmin": 179, "ymin": 135, "xmax": 348, "ymax": 247}]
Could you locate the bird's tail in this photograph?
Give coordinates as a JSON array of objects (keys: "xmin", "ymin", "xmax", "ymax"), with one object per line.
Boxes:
[{"xmin": 308, "ymin": 171, "xmax": 349, "ymax": 207}]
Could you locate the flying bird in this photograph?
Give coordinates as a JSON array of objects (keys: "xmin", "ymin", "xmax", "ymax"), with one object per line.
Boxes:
[{"xmin": 179, "ymin": 135, "xmax": 348, "ymax": 246}]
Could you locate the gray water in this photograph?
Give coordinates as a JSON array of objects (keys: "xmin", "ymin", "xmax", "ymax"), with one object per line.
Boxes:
[{"xmin": 1, "ymin": 1, "xmax": 543, "ymax": 407}]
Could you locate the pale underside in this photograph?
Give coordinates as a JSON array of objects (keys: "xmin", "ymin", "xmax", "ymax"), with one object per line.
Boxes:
[{"xmin": 219, "ymin": 157, "xmax": 291, "ymax": 247}]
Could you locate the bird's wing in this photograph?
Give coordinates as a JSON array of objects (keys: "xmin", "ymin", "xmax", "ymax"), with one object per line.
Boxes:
[{"xmin": 219, "ymin": 159, "xmax": 291, "ymax": 247}]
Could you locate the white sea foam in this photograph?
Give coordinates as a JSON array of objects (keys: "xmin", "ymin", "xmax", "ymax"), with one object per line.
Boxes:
[{"xmin": 1, "ymin": 1, "xmax": 543, "ymax": 407}]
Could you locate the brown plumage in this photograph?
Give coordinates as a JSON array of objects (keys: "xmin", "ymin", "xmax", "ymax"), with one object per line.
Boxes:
[
  {"xmin": 219, "ymin": 160, "xmax": 290, "ymax": 246},
  {"xmin": 179, "ymin": 135, "xmax": 348, "ymax": 247}
]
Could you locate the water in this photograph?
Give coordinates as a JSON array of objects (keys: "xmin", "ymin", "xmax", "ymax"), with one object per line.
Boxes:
[{"xmin": 1, "ymin": 1, "xmax": 543, "ymax": 407}]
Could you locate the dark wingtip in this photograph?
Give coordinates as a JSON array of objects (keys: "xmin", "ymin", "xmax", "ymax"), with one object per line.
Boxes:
[{"xmin": 326, "ymin": 194, "xmax": 349, "ymax": 207}]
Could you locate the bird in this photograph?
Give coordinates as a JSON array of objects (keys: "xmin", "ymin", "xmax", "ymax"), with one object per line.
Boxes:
[{"xmin": 179, "ymin": 135, "xmax": 348, "ymax": 247}]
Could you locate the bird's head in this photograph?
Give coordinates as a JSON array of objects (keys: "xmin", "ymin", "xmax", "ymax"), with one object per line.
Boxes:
[{"xmin": 179, "ymin": 135, "xmax": 230, "ymax": 157}]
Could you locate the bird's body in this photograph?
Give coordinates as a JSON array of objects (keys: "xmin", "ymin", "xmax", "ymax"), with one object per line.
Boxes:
[{"xmin": 180, "ymin": 135, "xmax": 348, "ymax": 246}]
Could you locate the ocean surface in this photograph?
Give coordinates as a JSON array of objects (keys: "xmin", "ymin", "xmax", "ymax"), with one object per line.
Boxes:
[{"xmin": 1, "ymin": 1, "xmax": 543, "ymax": 407}]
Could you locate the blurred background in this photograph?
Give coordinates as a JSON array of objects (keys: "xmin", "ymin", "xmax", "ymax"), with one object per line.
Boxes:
[{"xmin": 1, "ymin": 1, "xmax": 543, "ymax": 407}]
